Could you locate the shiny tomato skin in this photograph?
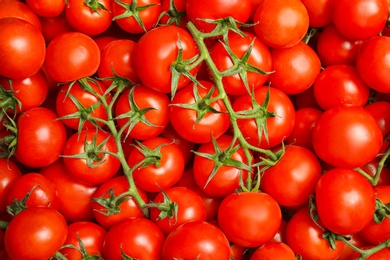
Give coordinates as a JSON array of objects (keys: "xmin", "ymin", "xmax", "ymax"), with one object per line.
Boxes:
[
  {"xmin": 15, "ymin": 107, "xmax": 67, "ymax": 168},
  {"xmin": 26, "ymin": 0, "xmax": 66, "ymax": 18},
  {"xmin": 312, "ymin": 105, "xmax": 383, "ymax": 168},
  {"xmin": 365, "ymin": 101, "xmax": 390, "ymax": 152},
  {"xmin": 161, "ymin": 220, "xmax": 231, "ymax": 260},
  {"xmin": 218, "ymin": 192, "xmax": 282, "ymax": 248},
  {"xmin": 250, "ymin": 242, "xmax": 296, "ymax": 260},
  {"xmin": 301, "ymin": 0, "xmax": 332, "ymax": 28},
  {"xmin": 0, "ymin": 17, "xmax": 46, "ymax": 80},
  {"xmin": 4, "ymin": 207, "xmax": 68, "ymax": 260},
  {"xmin": 0, "ymin": 159, "xmax": 21, "ymax": 214},
  {"xmin": 39, "ymin": 14, "xmax": 74, "ymax": 44},
  {"xmin": 316, "ymin": 168, "xmax": 376, "ymax": 235},
  {"xmin": 0, "ymin": 1, "xmax": 42, "ymax": 31}
]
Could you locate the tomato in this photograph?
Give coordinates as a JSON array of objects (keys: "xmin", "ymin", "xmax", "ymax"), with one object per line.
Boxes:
[
  {"xmin": 338, "ymin": 234, "xmax": 368, "ymax": 260},
  {"xmin": 250, "ymin": 242, "xmax": 296, "ymax": 260},
  {"xmin": 90, "ymin": 176, "xmax": 148, "ymax": 229},
  {"xmin": 169, "ymin": 80, "xmax": 231, "ymax": 144},
  {"xmin": 112, "ymin": 0, "xmax": 161, "ymax": 34},
  {"xmin": 39, "ymin": 14, "xmax": 75, "ymax": 44},
  {"xmin": 45, "ymin": 32, "xmax": 100, "ymax": 83},
  {"xmin": 294, "ymin": 85, "xmax": 322, "ymax": 110},
  {"xmin": 351, "ymin": 247, "xmax": 390, "ymax": 260},
  {"xmin": 133, "ymin": 25, "xmax": 199, "ymax": 94},
  {"xmin": 159, "ymin": 0, "xmax": 188, "ymax": 28},
  {"xmin": 63, "ymin": 129, "xmax": 121, "ymax": 186},
  {"xmin": 301, "ymin": 0, "xmax": 332, "ymax": 28},
  {"xmin": 285, "ymin": 107, "xmax": 322, "ymax": 151},
  {"xmin": 365, "ymin": 101, "xmax": 390, "ymax": 152},
  {"xmin": 26, "ymin": 0, "xmax": 66, "ymax": 18},
  {"xmin": 55, "ymin": 78, "xmax": 111, "ymax": 131},
  {"xmin": 268, "ymin": 41, "xmax": 321, "ymax": 95},
  {"xmin": 312, "ymin": 105, "xmax": 383, "ymax": 168},
  {"xmin": 193, "ymin": 135, "xmax": 252, "ymax": 198},
  {"xmin": 218, "ymin": 192, "xmax": 281, "ymax": 248},
  {"xmin": 186, "ymin": 0, "xmax": 252, "ymax": 33},
  {"xmin": 114, "ymin": 85, "xmax": 170, "ymax": 140},
  {"xmin": 4, "ymin": 207, "xmax": 68, "ymax": 260},
  {"xmin": 359, "ymin": 186, "xmax": 390, "ymax": 245},
  {"xmin": 97, "ymin": 39, "xmax": 140, "ymax": 87},
  {"xmin": 14, "ymin": 107, "xmax": 67, "ymax": 168},
  {"xmin": 0, "ymin": 70, "xmax": 48, "ymax": 114},
  {"xmin": 316, "ymin": 23, "xmax": 364, "ymax": 67},
  {"xmin": 150, "ymin": 186, "xmax": 207, "ymax": 235},
  {"xmin": 362, "ymin": 157, "xmax": 390, "ymax": 186},
  {"xmin": 331, "ymin": 0, "xmax": 388, "ymax": 40},
  {"xmin": 260, "ymin": 145, "xmax": 322, "ymax": 208},
  {"xmin": 59, "ymin": 221, "xmax": 107, "ymax": 259},
  {"xmin": 356, "ymin": 36, "xmax": 390, "ymax": 93},
  {"xmin": 233, "ymin": 86, "xmax": 295, "ymax": 149},
  {"xmin": 40, "ymin": 159, "xmax": 98, "ymax": 223},
  {"xmin": 313, "ymin": 64, "xmax": 370, "ymax": 110},
  {"xmin": 65, "ymin": 0, "xmax": 112, "ymax": 36},
  {"xmin": 102, "ymin": 218, "xmax": 164, "ymax": 260},
  {"xmin": 253, "ymin": 0, "xmax": 309, "ymax": 48},
  {"xmin": 316, "ymin": 168, "xmax": 376, "ymax": 235},
  {"xmin": 0, "ymin": 17, "xmax": 46, "ymax": 80},
  {"xmin": 0, "ymin": 159, "xmax": 21, "ymax": 214},
  {"xmin": 5, "ymin": 173, "xmax": 59, "ymax": 214},
  {"xmin": 0, "ymin": 1, "xmax": 42, "ymax": 31},
  {"xmin": 128, "ymin": 137, "xmax": 185, "ymax": 192},
  {"xmin": 209, "ymin": 32, "xmax": 272, "ymax": 96},
  {"xmin": 161, "ymin": 220, "xmax": 231, "ymax": 260},
  {"xmin": 285, "ymin": 207, "xmax": 345, "ymax": 260}
]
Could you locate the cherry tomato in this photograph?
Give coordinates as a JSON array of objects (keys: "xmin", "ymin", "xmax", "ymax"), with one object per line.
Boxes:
[
  {"xmin": 0, "ymin": 1, "xmax": 42, "ymax": 31},
  {"xmin": 26, "ymin": 0, "xmax": 66, "ymax": 18},
  {"xmin": 301, "ymin": 0, "xmax": 332, "ymax": 28},
  {"xmin": 250, "ymin": 242, "xmax": 296, "ymax": 260},
  {"xmin": 0, "ymin": 159, "xmax": 21, "ymax": 214}
]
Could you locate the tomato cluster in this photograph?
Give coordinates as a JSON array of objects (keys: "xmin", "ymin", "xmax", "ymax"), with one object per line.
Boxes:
[{"xmin": 0, "ymin": 0, "xmax": 390, "ymax": 259}]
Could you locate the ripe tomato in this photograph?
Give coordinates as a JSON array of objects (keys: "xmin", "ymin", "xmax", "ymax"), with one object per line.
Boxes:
[
  {"xmin": 301, "ymin": 0, "xmax": 332, "ymax": 28},
  {"xmin": 45, "ymin": 32, "xmax": 100, "ymax": 82},
  {"xmin": 218, "ymin": 191, "xmax": 282, "ymax": 248},
  {"xmin": 351, "ymin": 247, "xmax": 390, "ymax": 260},
  {"xmin": 250, "ymin": 242, "xmax": 296, "ymax": 260},
  {"xmin": 233, "ymin": 86, "xmax": 295, "ymax": 149},
  {"xmin": 15, "ymin": 107, "xmax": 67, "ymax": 168},
  {"xmin": 316, "ymin": 168, "xmax": 376, "ymax": 235},
  {"xmin": 331, "ymin": 0, "xmax": 388, "ymax": 40},
  {"xmin": 169, "ymin": 80, "xmax": 231, "ymax": 144},
  {"xmin": 161, "ymin": 220, "xmax": 231, "ymax": 260},
  {"xmin": 286, "ymin": 207, "xmax": 345, "ymax": 259},
  {"xmin": 4, "ymin": 207, "xmax": 67, "ymax": 260},
  {"xmin": 103, "ymin": 218, "xmax": 164, "ymax": 260},
  {"xmin": 90, "ymin": 176, "xmax": 148, "ymax": 229},
  {"xmin": 209, "ymin": 32, "xmax": 272, "ymax": 96},
  {"xmin": 312, "ymin": 105, "xmax": 383, "ymax": 168},
  {"xmin": 260, "ymin": 145, "xmax": 322, "ymax": 208},
  {"xmin": 128, "ymin": 137, "xmax": 185, "ymax": 192},
  {"xmin": 39, "ymin": 14, "xmax": 75, "ymax": 44},
  {"xmin": 313, "ymin": 64, "xmax": 370, "ymax": 110},
  {"xmin": 40, "ymin": 159, "xmax": 98, "ymax": 223},
  {"xmin": 253, "ymin": 0, "xmax": 309, "ymax": 48},
  {"xmin": 62, "ymin": 129, "xmax": 121, "ymax": 186},
  {"xmin": 133, "ymin": 25, "xmax": 199, "ymax": 94},
  {"xmin": 268, "ymin": 41, "xmax": 321, "ymax": 95},
  {"xmin": 26, "ymin": 0, "xmax": 65, "ymax": 18},
  {"xmin": 0, "ymin": 1, "xmax": 42, "ymax": 31},
  {"xmin": 0, "ymin": 17, "xmax": 46, "ymax": 80},
  {"xmin": 365, "ymin": 101, "xmax": 390, "ymax": 152},
  {"xmin": 0, "ymin": 159, "xmax": 21, "ymax": 214}
]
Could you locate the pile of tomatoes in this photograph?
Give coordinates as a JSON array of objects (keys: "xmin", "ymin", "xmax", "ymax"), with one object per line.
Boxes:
[{"xmin": 0, "ymin": 0, "xmax": 390, "ymax": 259}]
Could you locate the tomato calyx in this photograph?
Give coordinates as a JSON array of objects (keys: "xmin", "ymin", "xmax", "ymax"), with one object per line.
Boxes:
[
  {"xmin": 6, "ymin": 185, "xmax": 38, "ymax": 216},
  {"xmin": 84, "ymin": 0, "xmax": 110, "ymax": 14},
  {"xmin": 130, "ymin": 140, "xmax": 170, "ymax": 169},
  {"xmin": 146, "ymin": 187, "xmax": 178, "ymax": 223},
  {"xmin": 113, "ymin": 0, "xmax": 158, "ymax": 32},
  {"xmin": 0, "ymin": 115, "xmax": 17, "ymax": 159},
  {"xmin": 373, "ymin": 198, "xmax": 390, "ymax": 224},
  {"xmin": 92, "ymin": 188, "xmax": 132, "ymax": 216},
  {"xmin": 0, "ymin": 82, "xmax": 22, "ymax": 116},
  {"xmin": 157, "ymin": 0, "xmax": 185, "ymax": 27}
]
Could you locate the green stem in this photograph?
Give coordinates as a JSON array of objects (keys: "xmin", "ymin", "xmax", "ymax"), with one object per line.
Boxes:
[{"xmin": 338, "ymin": 236, "xmax": 390, "ymax": 259}]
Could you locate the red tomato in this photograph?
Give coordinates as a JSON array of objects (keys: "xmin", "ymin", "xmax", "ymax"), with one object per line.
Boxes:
[
  {"xmin": 316, "ymin": 168, "xmax": 376, "ymax": 235},
  {"xmin": 186, "ymin": 0, "xmax": 252, "ymax": 33},
  {"xmin": 313, "ymin": 64, "xmax": 370, "ymax": 110},
  {"xmin": 250, "ymin": 242, "xmax": 296, "ymax": 260},
  {"xmin": 128, "ymin": 137, "xmax": 185, "ymax": 192},
  {"xmin": 45, "ymin": 32, "xmax": 100, "ymax": 83},
  {"xmin": 286, "ymin": 207, "xmax": 345, "ymax": 259},
  {"xmin": 26, "ymin": 0, "xmax": 65, "ymax": 18},
  {"xmin": 253, "ymin": 0, "xmax": 309, "ymax": 48},
  {"xmin": 301, "ymin": 0, "xmax": 332, "ymax": 28},
  {"xmin": 362, "ymin": 157, "xmax": 390, "ymax": 186},
  {"xmin": 0, "ymin": 159, "xmax": 21, "ymax": 213},
  {"xmin": 331, "ymin": 0, "xmax": 388, "ymax": 40},
  {"xmin": 4, "ymin": 207, "xmax": 67, "ymax": 260},
  {"xmin": 159, "ymin": 0, "xmax": 188, "ymax": 27},
  {"xmin": 169, "ymin": 80, "xmax": 231, "ymax": 144},
  {"xmin": 65, "ymin": 0, "xmax": 112, "ymax": 36},
  {"xmin": 193, "ymin": 135, "xmax": 252, "ymax": 198},
  {"xmin": 351, "ymin": 247, "xmax": 390, "ymax": 260},
  {"xmin": 268, "ymin": 41, "xmax": 321, "ymax": 95},
  {"xmin": 39, "ymin": 14, "xmax": 74, "ymax": 44},
  {"xmin": 133, "ymin": 25, "xmax": 199, "ymax": 94},
  {"xmin": 209, "ymin": 32, "xmax": 272, "ymax": 96},
  {"xmin": 90, "ymin": 176, "xmax": 148, "ymax": 229},
  {"xmin": 0, "ymin": 1, "xmax": 42, "ymax": 31},
  {"xmin": 161, "ymin": 220, "xmax": 231, "ymax": 260},
  {"xmin": 233, "ymin": 86, "xmax": 295, "ymax": 149},
  {"xmin": 338, "ymin": 234, "xmax": 368, "ymax": 260},
  {"xmin": 40, "ymin": 159, "xmax": 98, "ymax": 223},
  {"xmin": 260, "ymin": 145, "xmax": 322, "ymax": 208},
  {"xmin": 59, "ymin": 221, "xmax": 107, "ymax": 259},
  {"xmin": 365, "ymin": 101, "xmax": 390, "ymax": 152},
  {"xmin": 0, "ymin": 17, "xmax": 46, "ymax": 80},
  {"xmin": 15, "ymin": 107, "xmax": 67, "ymax": 168},
  {"xmin": 103, "ymin": 218, "xmax": 164, "ymax": 260},
  {"xmin": 356, "ymin": 36, "xmax": 390, "ymax": 93},
  {"xmin": 115, "ymin": 85, "xmax": 170, "ymax": 140},
  {"xmin": 294, "ymin": 85, "xmax": 322, "ymax": 110},
  {"xmin": 62, "ymin": 129, "xmax": 121, "ymax": 186}
]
